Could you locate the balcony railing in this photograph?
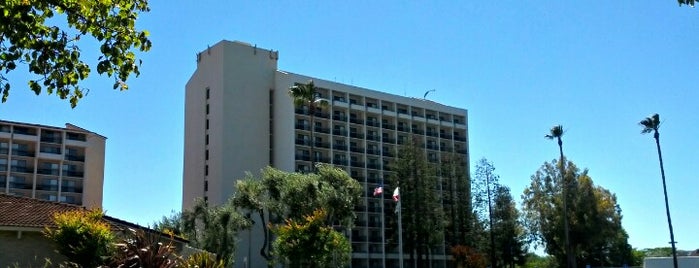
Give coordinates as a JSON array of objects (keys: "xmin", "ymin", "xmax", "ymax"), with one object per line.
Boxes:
[
  {"xmin": 295, "ymin": 154, "xmax": 310, "ymax": 161},
  {"xmin": 349, "ymin": 118, "xmax": 364, "ymax": 125},
  {"xmin": 12, "ymin": 150, "xmax": 35, "ymax": 157},
  {"xmin": 367, "ymin": 163, "xmax": 381, "ymax": 170},
  {"xmin": 366, "ymin": 149, "xmax": 381, "ymax": 155},
  {"xmin": 64, "ymin": 171, "xmax": 84, "ymax": 177},
  {"xmin": 440, "ymin": 133, "xmax": 452, "ymax": 139},
  {"xmin": 61, "ymin": 186, "xmax": 83, "ymax": 193},
  {"xmin": 295, "ymin": 139, "xmax": 311, "ymax": 146},
  {"xmin": 426, "ymin": 144, "xmax": 439, "ymax": 150},
  {"xmin": 366, "ymin": 135, "xmax": 381, "ymax": 142},
  {"xmin": 10, "ymin": 166, "xmax": 34, "ymax": 173},
  {"xmin": 333, "ymin": 159, "xmax": 348, "ymax": 166},
  {"xmin": 350, "ymin": 161, "xmax": 365, "ymax": 168},
  {"xmin": 37, "ymin": 184, "xmax": 59, "ymax": 191},
  {"xmin": 382, "ymin": 123, "xmax": 395, "ymax": 130},
  {"xmin": 412, "ymin": 129, "xmax": 424, "ymax": 135},
  {"xmin": 0, "ymin": 148, "xmax": 7, "ymax": 154},
  {"xmin": 456, "ymin": 149, "xmax": 467, "ymax": 154},
  {"xmin": 366, "ymin": 121, "xmax": 380, "ymax": 127},
  {"xmin": 440, "ymin": 147, "xmax": 454, "ymax": 152},
  {"xmin": 295, "ymin": 124, "xmax": 310, "ymax": 131},
  {"xmin": 382, "ymin": 137, "xmax": 395, "ymax": 144},
  {"xmin": 350, "ymin": 146, "xmax": 364, "ymax": 153},
  {"xmin": 454, "ymin": 136, "xmax": 466, "ymax": 142},
  {"xmin": 40, "ymin": 137, "xmax": 62, "ymax": 143},
  {"xmin": 333, "ymin": 144, "xmax": 347, "ymax": 151},
  {"xmin": 314, "ymin": 141, "xmax": 330, "ymax": 148},
  {"xmin": 332, "ymin": 129, "xmax": 347, "ymax": 136},
  {"xmin": 314, "ymin": 126, "xmax": 330, "ymax": 134},
  {"xmin": 382, "ymin": 150, "xmax": 395, "ymax": 157},
  {"xmin": 9, "ymin": 182, "xmax": 31, "ymax": 189},
  {"xmin": 397, "ymin": 126, "xmax": 409, "ymax": 132},
  {"xmin": 349, "ymin": 132, "xmax": 364, "ymax": 139},
  {"xmin": 37, "ymin": 168, "xmax": 60, "ymax": 175},
  {"xmin": 64, "ymin": 155, "xmax": 85, "ymax": 162},
  {"xmin": 426, "ymin": 131, "xmax": 439, "ymax": 137},
  {"xmin": 333, "ymin": 115, "xmax": 347, "ymax": 121}
]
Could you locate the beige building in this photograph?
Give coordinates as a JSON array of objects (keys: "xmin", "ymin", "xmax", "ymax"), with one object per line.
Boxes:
[
  {"xmin": 184, "ymin": 40, "xmax": 469, "ymax": 268},
  {"xmin": 0, "ymin": 120, "xmax": 105, "ymax": 208}
]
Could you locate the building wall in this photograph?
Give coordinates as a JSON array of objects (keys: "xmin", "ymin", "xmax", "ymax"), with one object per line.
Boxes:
[
  {"xmin": 184, "ymin": 40, "xmax": 470, "ymax": 268},
  {"xmin": 0, "ymin": 230, "xmax": 68, "ymax": 266},
  {"xmin": 0, "ymin": 121, "xmax": 105, "ymax": 208}
]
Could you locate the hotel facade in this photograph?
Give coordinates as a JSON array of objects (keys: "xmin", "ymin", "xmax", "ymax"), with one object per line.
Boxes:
[
  {"xmin": 183, "ymin": 40, "xmax": 469, "ymax": 268},
  {"xmin": 0, "ymin": 120, "xmax": 105, "ymax": 208}
]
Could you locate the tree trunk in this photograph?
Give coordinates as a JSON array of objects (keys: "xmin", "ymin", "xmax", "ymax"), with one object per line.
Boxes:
[
  {"xmin": 655, "ymin": 132, "xmax": 679, "ymax": 268},
  {"xmin": 558, "ymin": 139, "xmax": 574, "ymax": 268}
]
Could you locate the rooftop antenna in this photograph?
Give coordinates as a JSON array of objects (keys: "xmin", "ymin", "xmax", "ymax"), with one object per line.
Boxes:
[{"xmin": 424, "ymin": 89, "xmax": 436, "ymax": 99}]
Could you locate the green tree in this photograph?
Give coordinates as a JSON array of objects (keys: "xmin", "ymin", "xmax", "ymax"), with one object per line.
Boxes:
[
  {"xmin": 288, "ymin": 80, "xmax": 329, "ymax": 171},
  {"xmin": 0, "ymin": 1, "xmax": 152, "ymax": 107},
  {"xmin": 273, "ymin": 209, "xmax": 351, "ymax": 268},
  {"xmin": 232, "ymin": 164, "xmax": 361, "ymax": 266},
  {"xmin": 389, "ymin": 138, "xmax": 444, "ymax": 267},
  {"xmin": 544, "ymin": 125, "xmax": 573, "ymax": 268},
  {"xmin": 491, "ymin": 185, "xmax": 527, "ymax": 268},
  {"xmin": 678, "ymin": 0, "xmax": 695, "ymax": 7},
  {"xmin": 472, "ymin": 158, "xmax": 499, "ymax": 268},
  {"xmin": 44, "ymin": 209, "xmax": 114, "ymax": 267},
  {"xmin": 174, "ymin": 198, "xmax": 250, "ymax": 266},
  {"xmin": 522, "ymin": 159, "xmax": 634, "ymax": 267},
  {"xmin": 640, "ymin": 113, "xmax": 679, "ymax": 268},
  {"xmin": 441, "ymin": 153, "xmax": 473, "ymax": 248}
]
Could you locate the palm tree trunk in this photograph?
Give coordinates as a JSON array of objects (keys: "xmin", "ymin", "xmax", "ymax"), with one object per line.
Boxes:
[
  {"xmin": 655, "ymin": 132, "xmax": 679, "ymax": 268},
  {"xmin": 558, "ymin": 139, "xmax": 574, "ymax": 268}
]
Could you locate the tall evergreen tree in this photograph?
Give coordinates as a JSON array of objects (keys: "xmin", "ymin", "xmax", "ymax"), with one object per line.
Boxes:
[
  {"xmin": 389, "ymin": 137, "xmax": 444, "ymax": 267},
  {"xmin": 491, "ymin": 185, "xmax": 527, "ymax": 268}
]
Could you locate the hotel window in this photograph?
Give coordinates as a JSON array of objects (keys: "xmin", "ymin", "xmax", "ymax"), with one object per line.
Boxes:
[
  {"xmin": 204, "ymin": 181, "xmax": 208, "ymax": 191},
  {"xmin": 205, "ymin": 150, "xmax": 209, "ymax": 160},
  {"xmin": 206, "ymin": 87, "xmax": 210, "ymax": 99},
  {"xmin": 206, "ymin": 104, "xmax": 209, "ymax": 115}
]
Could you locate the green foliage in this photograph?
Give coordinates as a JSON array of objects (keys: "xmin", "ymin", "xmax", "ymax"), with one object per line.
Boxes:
[
  {"xmin": 232, "ymin": 164, "xmax": 361, "ymax": 265},
  {"xmin": 389, "ymin": 138, "xmax": 444, "ymax": 266},
  {"xmin": 642, "ymin": 247, "xmax": 674, "ymax": 257},
  {"xmin": 491, "ymin": 185, "xmax": 528, "ymax": 267},
  {"xmin": 522, "ymin": 159, "xmax": 634, "ymax": 267},
  {"xmin": 43, "ymin": 209, "xmax": 114, "ymax": 267},
  {"xmin": 180, "ymin": 252, "xmax": 226, "ymax": 268},
  {"xmin": 272, "ymin": 209, "xmax": 351, "ymax": 268},
  {"xmin": 178, "ymin": 198, "xmax": 250, "ymax": 266},
  {"xmin": 678, "ymin": 0, "xmax": 695, "ymax": 7},
  {"xmin": 108, "ymin": 228, "xmax": 179, "ymax": 268},
  {"xmin": 450, "ymin": 245, "xmax": 487, "ymax": 268},
  {"xmin": 0, "ymin": 0, "xmax": 151, "ymax": 107},
  {"xmin": 152, "ymin": 210, "xmax": 186, "ymax": 239},
  {"xmin": 521, "ymin": 253, "xmax": 558, "ymax": 268},
  {"xmin": 441, "ymin": 153, "xmax": 472, "ymax": 248}
]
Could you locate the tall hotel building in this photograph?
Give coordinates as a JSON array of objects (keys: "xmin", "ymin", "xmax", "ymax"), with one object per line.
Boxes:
[
  {"xmin": 184, "ymin": 41, "xmax": 469, "ymax": 268},
  {"xmin": 0, "ymin": 121, "xmax": 105, "ymax": 208}
]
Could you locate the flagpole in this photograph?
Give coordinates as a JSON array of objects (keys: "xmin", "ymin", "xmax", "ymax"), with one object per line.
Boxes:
[
  {"xmin": 381, "ymin": 181, "xmax": 386, "ymax": 268},
  {"xmin": 398, "ymin": 199, "xmax": 403, "ymax": 268}
]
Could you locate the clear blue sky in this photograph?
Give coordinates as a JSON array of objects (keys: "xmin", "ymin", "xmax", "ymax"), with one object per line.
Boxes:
[{"xmin": 1, "ymin": 1, "xmax": 697, "ymax": 252}]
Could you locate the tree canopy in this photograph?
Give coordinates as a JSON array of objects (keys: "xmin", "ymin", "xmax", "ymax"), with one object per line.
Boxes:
[
  {"xmin": 0, "ymin": 0, "xmax": 152, "ymax": 107},
  {"xmin": 522, "ymin": 159, "xmax": 634, "ymax": 267}
]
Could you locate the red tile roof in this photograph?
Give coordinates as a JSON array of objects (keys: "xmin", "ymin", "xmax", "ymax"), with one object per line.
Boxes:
[{"xmin": 0, "ymin": 194, "xmax": 85, "ymax": 228}]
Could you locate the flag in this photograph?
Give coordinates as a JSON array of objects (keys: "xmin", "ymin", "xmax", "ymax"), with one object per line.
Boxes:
[
  {"xmin": 392, "ymin": 187, "xmax": 400, "ymax": 202},
  {"xmin": 373, "ymin": 185, "xmax": 383, "ymax": 196}
]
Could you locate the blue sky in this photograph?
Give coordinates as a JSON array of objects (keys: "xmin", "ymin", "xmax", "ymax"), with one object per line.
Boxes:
[{"xmin": 1, "ymin": 1, "xmax": 697, "ymax": 252}]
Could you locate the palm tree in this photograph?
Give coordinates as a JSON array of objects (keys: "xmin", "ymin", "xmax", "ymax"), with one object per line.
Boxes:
[
  {"xmin": 289, "ymin": 80, "xmax": 328, "ymax": 172},
  {"xmin": 545, "ymin": 125, "xmax": 573, "ymax": 268},
  {"xmin": 640, "ymin": 113, "xmax": 678, "ymax": 268}
]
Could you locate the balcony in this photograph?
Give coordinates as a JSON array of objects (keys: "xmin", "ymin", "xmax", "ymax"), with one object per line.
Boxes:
[
  {"xmin": 9, "ymin": 182, "xmax": 32, "ymax": 190},
  {"xmin": 382, "ymin": 137, "xmax": 395, "ymax": 144},
  {"xmin": 37, "ymin": 168, "xmax": 60, "ymax": 176},
  {"xmin": 440, "ymin": 133, "xmax": 453, "ymax": 139},
  {"xmin": 426, "ymin": 131, "xmax": 439, "ymax": 137},
  {"xmin": 367, "ymin": 163, "xmax": 381, "ymax": 170},
  {"xmin": 295, "ymin": 154, "xmax": 310, "ymax": 161},
  {"xmin": 454, "ymin": 136, "xmax": 467, "ymax": 142},
  {"xmin": 366, "ymin": 120, "xmax": 380, "ymax": 128},
  {"xmin": 295, "ymin": 139, "xmax": 311, "ymax": 146},
  {"xmin": 61, "ymin": 186, "xmax": 83, "ymax": 193},
  {"xmin": 382, "ymin": 123, "xmax": 395, "ymax": 130},
  {"xmin": 411, "ymin": 128, "xmax": 424, "ymax": 135},
  {"xmin": 12, "ymin": 150, "xmax": 35, "ymax": 157},
  {"xmin": 314, "ymin": 141, "xmax": 330, "ymax": 148},
  {"xmin": 295, "ymin": 123, "xmax": 310, "ymax": 131},
  {"xmin": 64, "ymin": 171, "xmax": 84, "ymax": 178},
  {"xmin": 440, "ymin": 147, "xmax": 454, "ymax": 152},
  {"xmin": 65, "ymin": 154, "xmax": 85, "ymax": 162},
  {"xmin": 314, "ymin": 126, "xmax": 330, "ymax": 134},
  {"xmin": 350, "ymin": 146, "xmax": 364, "ymax": 153},
  {"xmin": 333, "ymin": 144, "xmax": 347, "ymax": 151},
  {"xmin": 366, "ymin": 135, "xmax": 381, "ymax": 142},
  {"xmin": 333, "ymin": 159, "xmax": 348, "ymax": 166},
  {"xmin": 40, "ymin": 136, "xmax": 62, "ymax": 144},
  {"xmin": 333, "ymin": 115, "xmax": 347, "ymax": 121},
  {"xmin": 66, "ymin": 133, "xmax": 86, "ymax": 142},
  {"xmin": 10, "ymin": 166, "xmax": 34, "ymax": 173},
  {"xmin": 37, "ymin": 184, "xmax": 59, "ymax": 191},
  {"xmin": 349, "ymin": 118, "xmax": 364, "ymax": 125},
  {"xmin": 382, "ymin": 150, "xmax": 395, "ymax": 157},
  {"xmin": 397, "ymin": 126, "xmax": 409, "ymax": 132},
  {"xmin": 0, "ymin": 148, "xmax": 7, "ymax": 154},
  {"xmin": 456, "ymin": 148, "xmax": 468, "ymax": 154},
  {"xmin": 349, "ymin": 132, "xmax": 364, "ymax": 139},
  {"xmin": 332, "ymin": 129, "xmax": 347, "ymax": 136},
  {"xmin": 366, "ymin": 148, "xmax": 381, "ymax": 155},
  {"xmin": 350, "ymin": 161, "xmax": 365, "ymax": 168},
  {"xmin": 426, "ymin": 144, "xmax": 439, "ymax": 151}
]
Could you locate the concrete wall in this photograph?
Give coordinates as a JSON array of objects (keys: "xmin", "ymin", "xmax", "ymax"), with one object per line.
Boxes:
[
  {"xmin": 0, "ymin": 230, "xmax": 68, "ymax": 267},
  {"xmin": 644, "ymin": 256, "xmax": 699, "ymax": 268}
]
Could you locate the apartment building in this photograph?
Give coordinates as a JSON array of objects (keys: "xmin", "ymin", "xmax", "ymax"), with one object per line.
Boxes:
[
  {"xmin": 183, "ymin": 40, "xmax": 469, "ymax": 268},
  {"xmin": 0, "ymin": 120, "xmax": 105, "ymax": 208}
]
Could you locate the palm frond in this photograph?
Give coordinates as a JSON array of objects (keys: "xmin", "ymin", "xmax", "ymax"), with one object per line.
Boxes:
[
  {"xmin": 545, "ymin": 125, "xmax": 563, "ymax": 139},
  {"xmin": 639, "ymin": 114, "xmax": 660, "ymax": 134}
]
